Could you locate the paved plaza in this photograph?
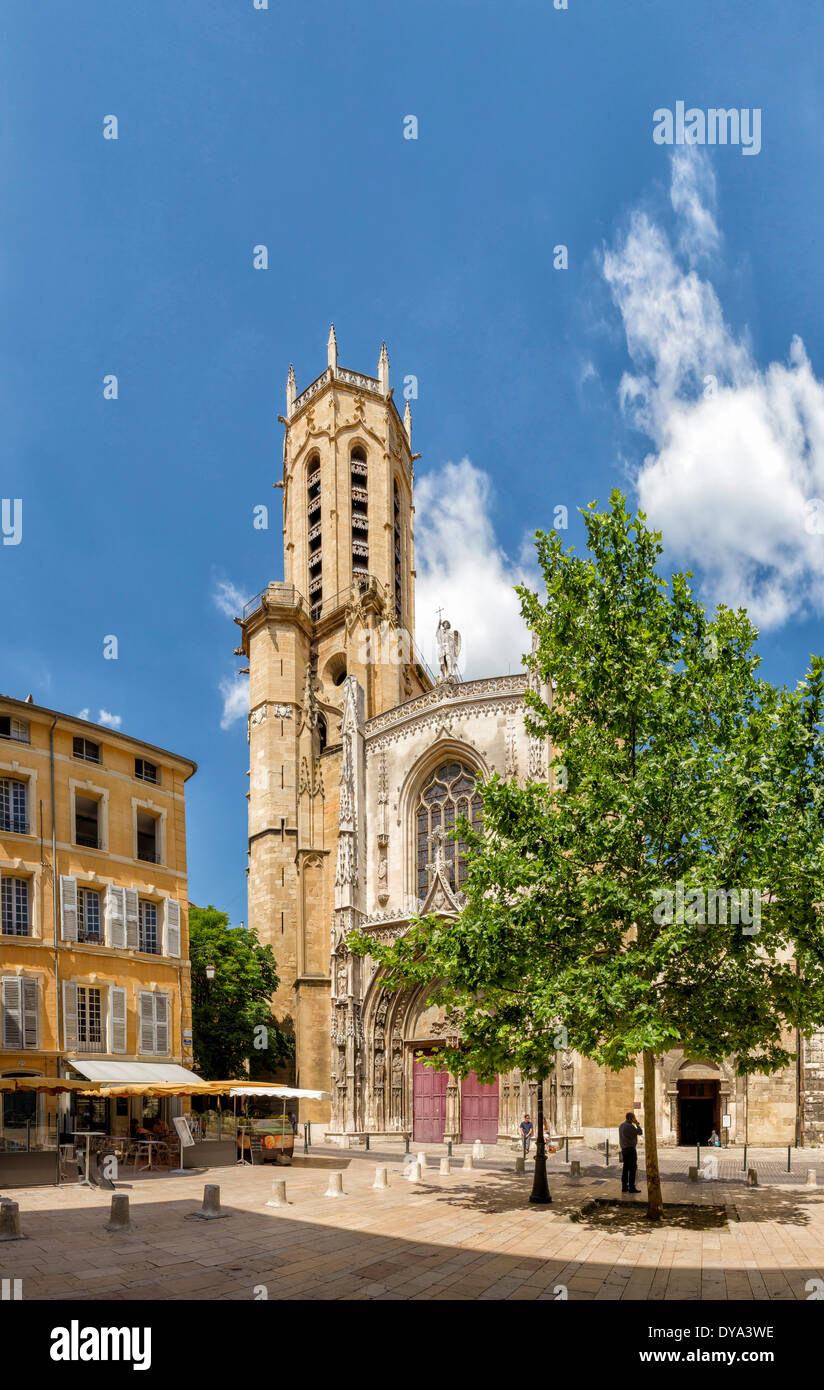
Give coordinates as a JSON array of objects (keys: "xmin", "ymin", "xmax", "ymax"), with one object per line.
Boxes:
[{"xmin": 3, "ymin": 1142, "xmax": 824, "ymax": 1301}]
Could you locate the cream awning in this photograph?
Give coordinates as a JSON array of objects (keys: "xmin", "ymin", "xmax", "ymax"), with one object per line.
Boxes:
[
  {"xmin": 229, "ymin": 1086, "xmax": 332, "ymax": 1100},
  {"xmin": 69, "ymin": 1062, "xmax": 203, "ymax": 1085}
]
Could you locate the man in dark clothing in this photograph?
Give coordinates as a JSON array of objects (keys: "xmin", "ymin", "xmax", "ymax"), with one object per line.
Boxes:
[{"xmin": 619, "ymin": 1111, "xmax": 643, "ymax": 1192}]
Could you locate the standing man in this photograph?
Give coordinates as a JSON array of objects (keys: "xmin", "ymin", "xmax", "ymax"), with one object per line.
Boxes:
[
  {"xmin": 519, "ymin": 1114, "xmax": 535, "ymax": 1154},
  {"xmin": 619, "ymin": 1111, "xmax": 643, "ymax": 1193}
]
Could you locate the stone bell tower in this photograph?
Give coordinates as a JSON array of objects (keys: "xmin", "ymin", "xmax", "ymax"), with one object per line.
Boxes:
[{"xmin": 235, "ymin": 328, "xmax": 430, "ymax": 1115}]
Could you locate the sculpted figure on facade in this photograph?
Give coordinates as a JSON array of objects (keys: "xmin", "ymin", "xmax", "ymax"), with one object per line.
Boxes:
[{"xmin": 436, "ymin": 616, "xmax": 461, "ymax": 682}]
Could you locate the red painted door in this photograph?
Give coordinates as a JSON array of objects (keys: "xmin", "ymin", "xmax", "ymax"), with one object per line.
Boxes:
[
  {"xmin": 413, "ymin": 1052, "xmax": 447, "ymax": 1143},
  {"xmin": 461, "ymin": 1072, "xmax": 499, "ymax": 1145}
]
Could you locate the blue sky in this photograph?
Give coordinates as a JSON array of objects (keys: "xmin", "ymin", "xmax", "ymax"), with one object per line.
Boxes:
[{"xmin": 3, "ymin": 0, "xmax": 824, "ymax": 923}]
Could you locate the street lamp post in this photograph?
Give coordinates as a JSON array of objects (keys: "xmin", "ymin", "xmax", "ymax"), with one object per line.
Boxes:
[{"xmin": 529, "ymin": 1077, "xmax": 552, "ymax": 1204}]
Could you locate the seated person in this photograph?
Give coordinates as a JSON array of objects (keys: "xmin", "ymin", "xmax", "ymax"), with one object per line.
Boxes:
[{"xmin": 152, "ymin": 1117, "xmax": 169, "ymax": 1139}]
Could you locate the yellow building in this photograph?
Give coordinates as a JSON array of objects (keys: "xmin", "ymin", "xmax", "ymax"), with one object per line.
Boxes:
[{"xmin": 0, "ymin": 695, "xmax": 197, "ymax": 1163}]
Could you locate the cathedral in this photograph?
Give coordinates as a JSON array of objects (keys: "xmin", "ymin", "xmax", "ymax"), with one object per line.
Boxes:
[{"xmin": 233, "ymin": 328, "xmax": 824, "ymax": 1149}]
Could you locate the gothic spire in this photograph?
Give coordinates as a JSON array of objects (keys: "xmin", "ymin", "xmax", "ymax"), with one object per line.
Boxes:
[
  {"xmin": 378, "ymin": 340, "xmax": 389, "ymax": 394},
  {"xmin": 327, "ymin": 323, "xmax": 338, "ymax": 370}
]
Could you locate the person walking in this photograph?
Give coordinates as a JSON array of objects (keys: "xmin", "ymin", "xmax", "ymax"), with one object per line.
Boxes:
[
  {"xmin": 619, "ymin": 1111, "xmax": 643, "ymax": 1193},
  {"xmin": 519, "ymin": 1114, "xmax": 535, "ymax": 1154}
]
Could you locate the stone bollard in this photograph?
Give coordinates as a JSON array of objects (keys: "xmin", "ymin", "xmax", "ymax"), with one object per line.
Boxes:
[
  {"xmin": 406, "ymin": 1161, "xmax": 423, "ymax": 1183},
  {"xmin": 439, "ymin": 1157, "xmax": 451, "ymax": 1176},
  {"xmin": 416, "ymin": 1152, "xmax": 428, "ymax": 1170},
  {"xmin": 472, "ymin": 1140, "xmax": 484, "ymax": 1160},
  {"xmin": 514, "ymin": 1156, "xmax": 525, "ymax": 1174},
  {"xmin": 463, "ymin": 1154, "xmax": 474, "ymax": 1171},
  {"xmin": 265, "ymin": 1179, "xmax": 289, "ymax": 1208},
  {"xmin": 569, "ymin": 1160, "xmax": 581, "ymax": 1177},
  {"xmin": 324, "ymin": 1172, "xmax": 345, "ymax": 1198},
  {"xmin": 372, "ymin": 1166, "xmax": 389, "ymax": 1190},
  {"xmin": 688, "ymin": 1165, "xmax": 699, "ymax": 1183},
  {"xmin": 747, "ymin": 1168, "xmax": 758, "ymax": 1187},
  {"xmin": 189, "ymin": 1184, "xmax": 231, "ymax": 1220},
  {"xmin": 104, "ymin": 1194, "xmax": 134, "ymax": 1232},
  {"xmin": 0, "ymin": 1200, "xmax": 27, "ymax": 1242},
  {"xmin": 807, "ymin": 1169, "xmax": 818, "ymax": 1187}
]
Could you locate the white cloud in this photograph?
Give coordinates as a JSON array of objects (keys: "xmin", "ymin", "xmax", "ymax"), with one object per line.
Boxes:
[
  {"xmin": 219, "ymin": 674, "xmax": 248, "ymax": 730},
  {"xmin": 76, "ymin": 707, "xmax": 122, "ymax": 729},
  {"xmin": 213, "ymin": 579, "xmax": 250, "ymax": 618},
  {"xmin": 603, "ymin": 148, "xmax": 824, "ymax": 628},
  {"xmin": 414, "ymin": 458, "xmax": 539, "ymax": 679}
]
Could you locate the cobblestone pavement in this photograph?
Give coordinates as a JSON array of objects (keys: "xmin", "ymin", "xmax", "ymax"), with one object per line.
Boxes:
[{"xmin": 2, "ymin": 1141, "xmax": 824, "ymax": 1301}]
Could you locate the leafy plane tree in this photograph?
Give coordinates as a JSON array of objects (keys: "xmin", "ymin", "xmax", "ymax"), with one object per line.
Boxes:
[
  {"xmin": 351, "ymin": 492, "xmax": 824, "ymax": 1219},
  {"xmin": 189, "ymin": 906, "xmax": 293, "ymax": 1080}
]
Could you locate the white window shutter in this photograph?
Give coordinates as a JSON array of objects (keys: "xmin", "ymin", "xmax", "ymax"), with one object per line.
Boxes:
[
  {"xmin": 21, "ymin": 977, "xmax": 37, "ymax": 1049},
  {"xmin": 125, "ymin": 889, "xmax": 139, "ymax": 950},
  {"xmin": 63, "ymin": 982, "xmax": 78, "ymax": 1049},
  {"xmin": 109, "ymin": 986, "xmax": 127, "ymax": 1054},
  {"xmin": 106, "ymin": 885, "xmax": 126, "ymax": 948},
  {"xmin": 138, "ymin": 991, "xmax": 154, "ymax": 1053},
  {"xmin": 165, "ymin": 898, "xmax": 180, "ymax": 958},
  {"xmin": 1, "ymin": 977, "xmax": 22, "ymax": 1049},
  {"xmin": 59, "ymin": 875, "xmax": 78, "ymax": 941},
  {"xmin": 154, "ymin": 993, "xmax": 169, "ymax": 1054}
]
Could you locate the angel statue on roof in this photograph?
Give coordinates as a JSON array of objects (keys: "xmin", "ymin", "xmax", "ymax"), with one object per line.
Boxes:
[{"xmin": 436, "ymin": 614, "xmax": 461, "ymax": 682}]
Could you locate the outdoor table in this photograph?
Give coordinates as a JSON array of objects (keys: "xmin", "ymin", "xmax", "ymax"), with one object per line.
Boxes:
[
  {"xmin": 71, "ymin": 1130, "xmax": 101, "ymax": 1189},
  {"xmin": 236, "ymin": 1124, "xmax": 252, "ymax": 1166},
  {"xmin": 133, "ymin": 1139, "xmax": 162, "ymax": 1172}
]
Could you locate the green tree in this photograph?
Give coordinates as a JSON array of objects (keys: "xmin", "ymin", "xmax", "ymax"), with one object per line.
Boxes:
[
  {"xmin": 189, "ymin": 905, "xmax": 293, "ymax": 1079},
  {"xmin": 351, "ymin": 492, "xmax": 824, "ymax": 1219}
]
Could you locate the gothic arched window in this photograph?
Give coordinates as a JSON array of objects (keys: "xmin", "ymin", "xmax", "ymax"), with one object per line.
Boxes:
[
  {"xmin": 393, "ymin": 480, "xmax": 402, "ymax": 621},
  {"xmin": 415, "ymin": 761, "xmax": 482, "ymax": 900},
  {"xmin": 350, "ymin": 446, "xmax": 369, "ymax": 580},
  {"xmin": 307, "ymin": 453, "xmax": 322, "ymax": 620}
]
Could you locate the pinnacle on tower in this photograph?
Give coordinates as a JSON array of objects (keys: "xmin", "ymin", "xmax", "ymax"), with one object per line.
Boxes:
[
  {"xmin": 378, "ymin": 340, "xmax": 389, "ymax": 395},
  {"xmin": 403, "ymin": 399, "xmax": 412, "ymax": 442},
  {"xmin": 327, "ymin": 323, "xmax": 338, "ymax": 370},
  {"xmin": 286, "ymin": 363, "xmax": 296, "ymax": 416}
]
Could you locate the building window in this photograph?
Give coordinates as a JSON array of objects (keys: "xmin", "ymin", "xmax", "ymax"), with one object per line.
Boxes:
[
  {"xmin": 77, "ymin": 986, "xmax": 103, "ymax": 1050},
  {"xmin": 139, "ymin": 899, "xmax": 159, "ymax": 954},
  {"xmin": 0, "ymin": 777, "xmax": 28, "ymax": 835},
  {"xmin": 139, "ymin": 991, "xmax": 169, "ymax": 1055},
  {"xmin": 1, "ymin": 977, "xmax": 38, "ymax": 1050},
  {"xmin": 307, "ymin": 453, "xmax": 322, "ymax": 621},
  {"xmin": 75, "ymin": 795, "xmax": 101, "ymax": 849},
  {"xmin": 351, "ymin": 447, "xmax": 369, "ymax": 580},
  {"xmin": 415, "ymin": 761, "xmax": 483, "ymax": 900},
  {"xmin": 77, "ymin": 888, "xmax": 101, "ymax": 944},
  {"xmin": 1, "ymin": 877, "xmax": 30, "ymax": 937},
  {"xmin": 73, "ymin": 736, "xmax": 101, "ymax": 764},
  {"xmin": 136, "ymin": 810, "xmax": 160, "ymax": 864},
  {"xmin": 135, "ymin": 758, "xmax": 159, "ymax": 785},
  {"xmin": 0, "ymin": 715, "xmax": 30, "ymax": 744},
  {"xmin": 393, "ymin": 480, "xmax": 402, "ymax": 621}
]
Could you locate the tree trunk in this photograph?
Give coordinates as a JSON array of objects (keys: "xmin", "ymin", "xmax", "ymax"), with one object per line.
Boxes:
[{"xmin": 642, "ymin": 1048, "xmax": 663, "ymax": 1221}]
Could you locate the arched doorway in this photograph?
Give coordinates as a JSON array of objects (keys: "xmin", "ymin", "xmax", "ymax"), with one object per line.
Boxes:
[{"xmin": 676, "ymin": 1062, "xmax": 721, "ymax": 1145}]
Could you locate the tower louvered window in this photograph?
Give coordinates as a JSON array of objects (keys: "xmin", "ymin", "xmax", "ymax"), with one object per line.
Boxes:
[
  {"xmin": 351, "ymin": 447, "xmax": 368, "ymax": 579},
  {"xmin": 307, "ymin": 454, "xmax": 322, "ymax": 620},
  {"xmin": 393, "ymin": 481, "xmax": 402, "ymax": 621},
  {"xmin": 415, "ymin": 762, "xmax": 483, "ymax": 900}
]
